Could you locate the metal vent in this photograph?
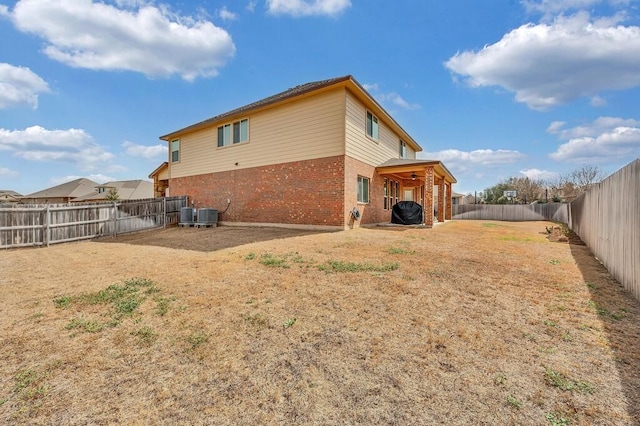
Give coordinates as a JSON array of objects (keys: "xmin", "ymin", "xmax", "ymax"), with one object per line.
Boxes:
[
  {"xmin": 197, "ymin": 208, "xmax": 218, "ymax": 225},
  {"xmin": 180, "ymin": 207, "xmax": 194, "ymax": 224}
]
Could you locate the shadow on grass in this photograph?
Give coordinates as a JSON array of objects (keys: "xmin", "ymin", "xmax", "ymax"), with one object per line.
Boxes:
[
  {"xmin": 567, "ymin": 232, "xmax": 640, "ymax": 423},
  {"xmin": 96, "ymin": 225, "xmax": 335, "ymax": 252}
]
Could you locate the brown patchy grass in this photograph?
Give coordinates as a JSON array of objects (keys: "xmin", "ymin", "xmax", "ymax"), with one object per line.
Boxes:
[{"xmin": 1, "ymin": 221, "xmax": 638, "ymax": 425}]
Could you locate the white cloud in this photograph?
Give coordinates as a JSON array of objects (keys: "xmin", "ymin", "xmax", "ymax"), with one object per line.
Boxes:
[
  {"xmin": 419, "ymin": 148, "xmax": 526, "ymax": 177},
  {"xmin": 445, "ymin": 13, "xmax": 640, "ymax": 110},
  {"xmin": 521, "ymin": 0, "xmax": 631, "ymax": 16},
  {"xmin": 122, "ymin": 141, "xmax": 167, "ymax": 159},
  {"xmin": 0, "ymin": 63, "xmax": 50, "ymax": 109},
  {"xmin": 8, "ymin": 0, "xmax": 236, "ymax": 81},
  {"xmin": 519, "ymin": 168, "xmax": 558, "ymax": 180},
  {"xmin": 246, "ymin": 1, "xmax": 257, "ymax": 13},
  {"xmin": 0, "ymin": 125, "xmax": 115, "ymax": 171},
  {"xmin": 364, "ymin": 82, "xmax": 420, "ymax": 110},
  {"xmin": 589, "ymin": 95, "xmax": 607, "ymax": 107},
  {"xmin": 50, "ymin": 174, "xmax": 115, "ymax": 185},
  {"xmin": 267, "ymin": 0, "xmax": 351, "ymax": 17},
  {"xmin": 219, "ymin": 6, "xmax": 237, "ymax": 21},
  {"xmin": 0, "ymin": 167, "xmax": 19, "ymax": 177},
  {"xmin": 549, "ymin": 116, "xmax": 640, "ymax": 163}
]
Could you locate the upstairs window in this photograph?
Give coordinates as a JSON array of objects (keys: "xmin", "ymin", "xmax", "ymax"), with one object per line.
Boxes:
[
  {"xmin": 218, "ymin": 119, "xmax": 248, "ymax": 147},
  {"xmin": 400, "ymin": 140, "xmax": 407, "ymax": 158},
  {"xmin": 171, "ymin": 139, "xmax": 180, "ymax": 162},
  {"xmin": 357, "ymin": 176, "xmax": 370, "ymax": 203},
  {"xmin": 366, "ymin": 111, "xmax": 379, "ymax": 140}
]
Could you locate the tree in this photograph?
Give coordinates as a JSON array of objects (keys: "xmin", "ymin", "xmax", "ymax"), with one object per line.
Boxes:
[
  {"xmin": 482, "ymin": 177, "xmax": 545, "ymax": 204},
  {"xmin": 545, "ymin": 165, "xmax": 607, "ymax": 202},
  {"xmin": 106, "ymin": 188, "xmax": 120, "ymax": 201}
]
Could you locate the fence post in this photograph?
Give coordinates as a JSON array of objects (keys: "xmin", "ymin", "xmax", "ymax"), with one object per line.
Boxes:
[
  {"xmin": 45, "ymin": 205, "xmax": 50, "ymax": 247},
  {"xmin": 112, "ymin": 202, "xmax": 118, "ymax": 237},
  {"xmin": 163, "ymin": 197, "xmax": 167, "ymax": 229}
]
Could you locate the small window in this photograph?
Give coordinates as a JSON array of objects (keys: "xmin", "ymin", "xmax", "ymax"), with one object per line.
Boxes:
[
  {"xmin": 219, "ymin": 118, "xmax": 249, "ymax": 147},
  {"xmin": 400, "ymin": 140, "xmax": 406, "ymax": 158},
  {"xmin": 357, "ymin": 176, "xmax": 370, "ymax": 203},
  {"xmin": 366, "ymin": 111, "xmax": 379, "ymax": 140},
  {"xmin": 171, "ymin": 139, "xmax": 180, "ymax": 162},
  {"xmin": 383, "ymin": 178, "xmax": 388, "ymax": 210}
]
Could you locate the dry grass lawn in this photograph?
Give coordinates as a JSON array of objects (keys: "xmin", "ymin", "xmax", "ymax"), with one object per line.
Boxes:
[{"xmin": 1, "ymin": 220, "xmax": 639, "ymax": 425}]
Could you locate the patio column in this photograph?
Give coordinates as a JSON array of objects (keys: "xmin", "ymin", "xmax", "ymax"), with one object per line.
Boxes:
[
  {"xmin": 445, "ymin": 183, "xmax": 452, "ymax": 220},
  {"xmin": 424, "ymin": 166, "xmax": 434, "ymax": 228},
  {"xmin": 437, "ymin": 179, "xmax": 445, "ymax": 222}
]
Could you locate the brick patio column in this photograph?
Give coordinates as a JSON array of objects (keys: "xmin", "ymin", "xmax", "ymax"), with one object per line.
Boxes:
[
  {"xmin": 445, "ymin": 183, "xmax": 452, "ymax": 220},
  {"xmin": 424, "ymin": 166, "xmax": 434, "ymax": 228},
  {"xmin": 437, "ymin": 179, "xmax": 445, "ymax": 222}
]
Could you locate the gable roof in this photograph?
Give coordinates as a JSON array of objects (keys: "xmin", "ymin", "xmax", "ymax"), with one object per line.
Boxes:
[
  {"xmin": 72, "ymin": 180, "xmax": 153, "ymax": 202},
  {"xmin": 159, "ymin": 75, "xmax": 422, "ymax": 152},
  {"xmin": 22, "ymin": 178, "xmax": 99, "ymax": 200},
  {"xmin": 149, "ymin": 162, "xmax": 168, "ymax": 179}
]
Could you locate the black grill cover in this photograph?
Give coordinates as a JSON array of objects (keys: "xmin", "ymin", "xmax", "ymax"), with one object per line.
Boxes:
[{"xmin": 391, "ymin": 201, "xmax": 423, "ymax": 225}]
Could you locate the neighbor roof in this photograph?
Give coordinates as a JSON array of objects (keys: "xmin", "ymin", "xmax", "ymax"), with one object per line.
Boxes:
[
  {"xmin": 159, "ymin": 75, "xmax": 422, "ymax": 152},
  {"xmin": 22, "ymin": 178, "xmax": 99, "ymax": 199},
  {"xmin": 72, "ymin": 180, "xmax": 153, "ymax": 202}
]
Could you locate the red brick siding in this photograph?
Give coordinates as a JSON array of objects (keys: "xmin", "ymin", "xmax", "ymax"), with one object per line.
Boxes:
[
  {"xmin": 169, "ymin": 156, "xmax": 345, "ymax": 226},
  {"xmin": 344, "ymin": 156, "xmax": 392, "ymax": 226},
  {"xmin": 424, "ymin": 167, "xmax": 434, "ymax": 228}
]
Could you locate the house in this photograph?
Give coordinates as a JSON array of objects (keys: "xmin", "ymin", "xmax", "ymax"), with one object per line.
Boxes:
[
  {"xmin": 159, "ymin": 75, "xmax": 456, "ymax": 230},
  {"xmin": 452, "ymin": 192, "xmax": 466, "ymax": 205},
  {"xmin": 0, "ymin": 190, "xmax": 22, "ymax": 204},
  {"xmin": 71, "ymin": 180, "xmax": 154, "ymax": 202},
  {"xmin": 20, "ymin": 178, "xmax": 99, "ymax": 204},
  {"xmin": 149, "ymin": 162, "xmax": 169, "ymax": 198}
]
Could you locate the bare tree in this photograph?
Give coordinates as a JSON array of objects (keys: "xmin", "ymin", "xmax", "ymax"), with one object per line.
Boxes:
[
  {"xmin": 551, "ymin": 165, "xmax": 607, "ymax": 202},
  {"xmin": 569, "ymin": 164, "xmax": 606, "ymax": 190}
]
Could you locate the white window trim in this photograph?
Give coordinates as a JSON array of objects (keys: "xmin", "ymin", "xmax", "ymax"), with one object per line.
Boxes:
[
  {"xmin": 217, "ymin": 118, "xmax": 249, "ymax": 148},
  {"xmin": 357, "ymin": 176, "xmax": 370, "ymax": 204},
  {"xmin": 170, "ymin": 139, "xmax": 180, "ymax": 163},
  {"xmin": 366, "ymin": 110, "xmax": 379, "ymax": 141}
]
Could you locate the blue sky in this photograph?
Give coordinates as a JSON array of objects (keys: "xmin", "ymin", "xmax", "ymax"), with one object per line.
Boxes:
[{"xmin": 1, "ymin": 0, "xmax": 639, "ymax": 196}]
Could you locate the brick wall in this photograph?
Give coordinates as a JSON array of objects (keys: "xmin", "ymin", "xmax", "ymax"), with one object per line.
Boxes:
[
  {"xmin": 170, "ymin": 156, "xmax": 346, "ymax": 227},
  {"xmin": 344, "ymin": 156, "xmax": 390, "ymax": 227}
]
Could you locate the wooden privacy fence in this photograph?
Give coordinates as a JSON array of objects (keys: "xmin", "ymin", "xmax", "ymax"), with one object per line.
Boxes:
[
  {"xmin": 567, "ymin": 159, "xmax": 640, "ymax": 302},
  {"xmin": 0, "ymin": 196, "xmax": 187, "ymax": 249},
  {"xmin": 452, "ymin": 203, "xmax": 569, "ymax": 223}
]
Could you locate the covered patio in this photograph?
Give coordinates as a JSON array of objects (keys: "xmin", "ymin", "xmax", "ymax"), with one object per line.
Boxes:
[{"xmin": 376, "ymin": 159, "xmax": 457, "ymax": 228}]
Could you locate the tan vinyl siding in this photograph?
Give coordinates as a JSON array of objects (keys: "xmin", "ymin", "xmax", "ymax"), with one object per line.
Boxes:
[
  {"xmin": 344, "ymin": 91, "xmax": 415, "ymax": 166},
  {"xmin": 170, "ymin": 89, "xmax": 346, "ymax": 179}
]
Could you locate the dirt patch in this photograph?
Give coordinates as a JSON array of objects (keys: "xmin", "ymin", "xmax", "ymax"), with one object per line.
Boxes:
[
  {"xmin": 1, "ymin": 221, "xmax": 638, "ymax": 425},
  {"xmin": 96, "ymin": 225, "xmax": 332, "ymax": 252}
]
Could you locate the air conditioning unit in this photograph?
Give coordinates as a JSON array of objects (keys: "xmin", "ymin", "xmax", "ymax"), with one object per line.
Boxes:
[
  {"xmin": 197, "ymin": 208, "xmax": 218, "ymax": 226},
  {"xmin": 180, "ymin": 207, "xmax": 194, "ymax": 224}
]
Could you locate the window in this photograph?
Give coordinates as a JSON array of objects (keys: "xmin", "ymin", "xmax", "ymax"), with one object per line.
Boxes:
[
  {"xmin": 399, "ymin": 140, "xmax": 406, "ymax": 158},
  {"xmin": 357, "ymin": 176, "xmax": 370, "ymax": 203},
  {"xmin": 384, "ymin": 178, "xmax": 388, "ymax": 210},
  {"xmin": 218, "ymin": 119, "xmax": 248, "ymax": 147},
  {"xmin": 384, "ymin": 178, "xmax": 399, "ymax": 209},
  {"xmin": 171, "ymin": 139, "xmax": 180, "ymax": 162},
  {"xmin": 366, "ymin": 111, "xmax": 379, "ymax": 140}
]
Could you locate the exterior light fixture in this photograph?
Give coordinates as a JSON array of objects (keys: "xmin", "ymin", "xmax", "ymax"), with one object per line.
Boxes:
[{"xmin": 411, "ymin": 172, "xmax": 417, "ymax": 180}]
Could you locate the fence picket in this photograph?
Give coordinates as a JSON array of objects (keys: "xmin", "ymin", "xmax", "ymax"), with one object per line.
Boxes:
[{"xmin": 0, "ymin": 196, "xmax": 187, "ymax": 249}]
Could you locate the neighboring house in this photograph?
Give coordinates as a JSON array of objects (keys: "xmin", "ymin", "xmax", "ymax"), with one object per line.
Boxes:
[
  {"xmin": 452, "ymin": 192, "xmax": 466, "ymax": 205},
  {"xmin": 0, "ymin": 190, "xmax": 22, "ymax": 204},
  {"xmin": 71, "ymin": 180, "xmax": 154, "ymax": 202},
  {"xmin": 149, "ymin": 162, "xmax": 169, "ymax": 198},
  {"xmin": 159, "ymin": 75, "xmax": 456, "ymax": 230},
  {"xmin": 20, "ymin": 178, "xmax": 99, "ymax": 204}
]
